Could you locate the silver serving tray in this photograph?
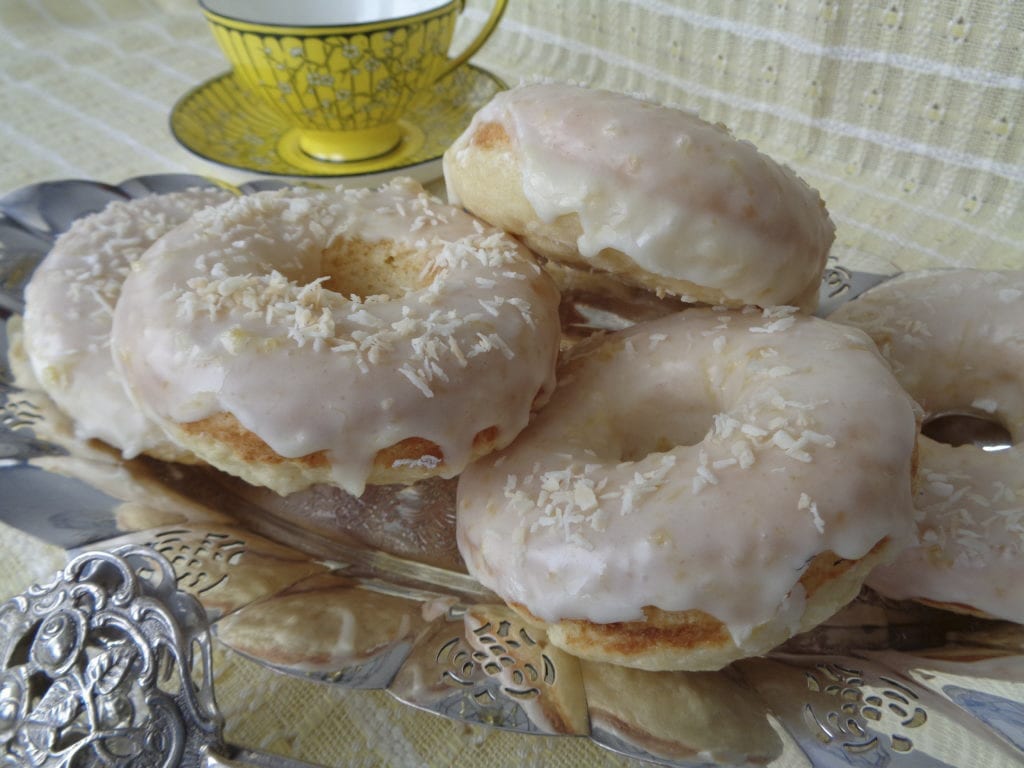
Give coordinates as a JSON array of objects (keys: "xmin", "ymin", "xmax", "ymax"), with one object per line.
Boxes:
[{"xmin": 2, "ymin": 174, "xmax": 1023, "ymax": 767}]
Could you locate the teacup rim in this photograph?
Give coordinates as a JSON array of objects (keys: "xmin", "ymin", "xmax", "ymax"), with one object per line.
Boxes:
[{"xmin": 198, "ymin": 0, "xmax": 459, "ymax": 31}]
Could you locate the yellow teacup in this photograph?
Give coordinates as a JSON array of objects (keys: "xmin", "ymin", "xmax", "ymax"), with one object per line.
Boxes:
[{"xmin": 200, "ymin": 0, "xmax": 508, "ymax": 162}]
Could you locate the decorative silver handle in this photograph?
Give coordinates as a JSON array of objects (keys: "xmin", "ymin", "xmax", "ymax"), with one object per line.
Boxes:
[{"xmin": 0, "ymin": 546, "xmax": 325, "ymax": 768}]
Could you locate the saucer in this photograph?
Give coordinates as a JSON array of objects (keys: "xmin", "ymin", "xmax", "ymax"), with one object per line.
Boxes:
[{"xmin": 170, "ymin": 64, "xmax": 505, "ymax": 181}]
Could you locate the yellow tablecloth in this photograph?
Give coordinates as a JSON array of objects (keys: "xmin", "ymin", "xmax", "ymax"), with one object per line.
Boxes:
[{"xmin": 1, "ymin": 0, "xmax": 1022, "ymax": 765}]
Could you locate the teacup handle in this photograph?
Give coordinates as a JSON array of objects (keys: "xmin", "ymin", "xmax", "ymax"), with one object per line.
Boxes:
[{"xmin": 436, "ymin": 0, "xmax": 509, "ymax": 81}]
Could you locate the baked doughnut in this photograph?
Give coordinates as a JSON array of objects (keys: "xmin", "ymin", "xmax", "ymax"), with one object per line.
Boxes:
[
  {"xmin": 457, "ymin": 308, "xmax": 919, "ymax": 670},
  {"xmin": 830, "ymin": 269, "xmax": 1024, "ymax": 623},
  {"xmin": 458, "ymin": 309, "xmax": 921, "ymax": 671},
  {"xmin": 110, "ymin": 178, "xmax": 561, "ymax": 497},
  {"xmin": 21, "ymin": 187, "xmax": 233, "ymax": 461},
  {"xmin": 443, "ymin": 83, "xmax": 835, "ymax": 312}
]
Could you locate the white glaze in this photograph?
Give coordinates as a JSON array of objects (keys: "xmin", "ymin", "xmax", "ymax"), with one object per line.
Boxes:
[
  {"xmin": 446, "ymin": 83, "xmax": 834, "ymax": 308},
  {"xmin": 456, "ymin": 308, "xmax": 918, "ymax": 645},
  {"xmin": 110, "ymin": 178, "xmax": 560, "ymax": 496},
  {"xmin": 831, "ymin": 269, "xmax": 1024, "ymax": 623},
  {"xmin": 21, "ymin": 188, "xmax": 234, "ymax": 457}
]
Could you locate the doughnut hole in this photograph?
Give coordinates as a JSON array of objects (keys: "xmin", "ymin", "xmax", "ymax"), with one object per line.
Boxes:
[
  {"xmin": 320, "ymin": 236, "xmax": 434, "ymax": 300},
  {"xmin": 566, "ymin": 342, "xmax": 717, "ymax": 463},
  {"xmin": 921, "ymin": 410, "xmax": 1014, "ymax": 452},
  {"xmin": 614, "ymin": 405, "xmax": 714, "ymax": 463}
]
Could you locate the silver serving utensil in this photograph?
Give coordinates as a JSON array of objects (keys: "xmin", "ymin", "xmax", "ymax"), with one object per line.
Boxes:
[{"xmin": 0, "ymin": 545, "xmax": 325, "ymax": 768}]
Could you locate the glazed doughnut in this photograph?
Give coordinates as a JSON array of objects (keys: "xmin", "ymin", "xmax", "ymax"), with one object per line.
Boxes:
[
  {"xmin": 21, "ymin": 187, "xmax": 233, "ymax": 460},
  {"xmin": 110, "ymin": 178, "xmax": 561, "ymax": 497},
  {"xmin": 457, "ymin": 308, "xmax": 919, "ymax": 671},
  {"xmin": 443, "ymin": 83, "xmax": 835, "ymax": 312},
  {"xmin": 830, "ymin": 269, "xmax": 1024, "ymax": 623}
]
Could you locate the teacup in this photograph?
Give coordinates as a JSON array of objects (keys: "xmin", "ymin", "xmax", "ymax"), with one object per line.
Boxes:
[{"xmin": 200, "ymin": 0, "xmax": 508, "ymax": 162}]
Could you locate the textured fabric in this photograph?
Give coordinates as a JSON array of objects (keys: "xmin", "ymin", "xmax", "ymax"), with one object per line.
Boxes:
[
  {"xmin": 1, "ymin": 0, "xmax": 1022, "ymax": 765},
  {"xmin": 459, "ymin": 0, "xmax": 1024, "ymax": 275}
]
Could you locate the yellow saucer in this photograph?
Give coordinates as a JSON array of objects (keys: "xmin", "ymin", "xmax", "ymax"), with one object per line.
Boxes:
[{"xmin": 170, "ymin": 64, "xmax": 505, "ymax": 180}]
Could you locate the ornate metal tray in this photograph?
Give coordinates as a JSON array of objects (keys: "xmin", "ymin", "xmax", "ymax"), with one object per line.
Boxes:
[{"xmin": 2, "ymin": 175, "xmax": 1023, "ymax": 767}]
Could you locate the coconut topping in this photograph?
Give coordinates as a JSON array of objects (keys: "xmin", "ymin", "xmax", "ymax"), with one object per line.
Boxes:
[
  {"xmin": 832, "ymin": 269, "xmax": 1024, "ymax": 622},
  {"xmin": 21, "ymin": 187, "xmax": 234, "ymax": 457},
  {"xmin": 457, "ymin": 308, "xmax": 918, "ymax": 643},
  {"xmin": 110, "ymin": 179, "xmax": 561, "ymax": 495}
]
